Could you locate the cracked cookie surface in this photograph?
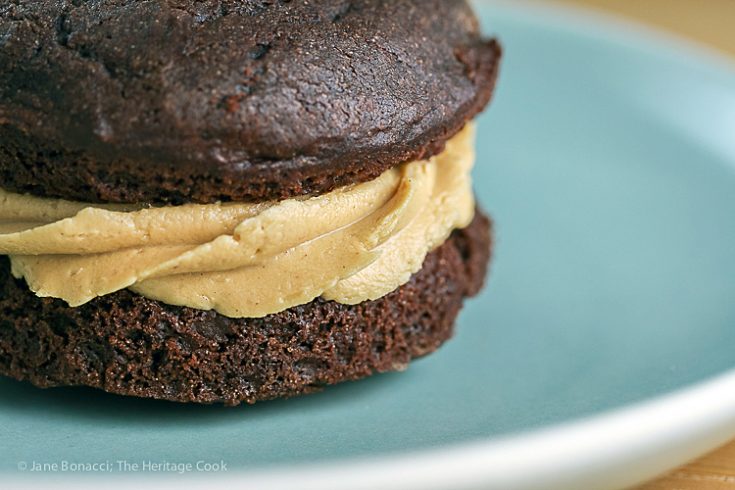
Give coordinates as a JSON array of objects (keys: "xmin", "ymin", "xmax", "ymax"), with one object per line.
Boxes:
[{"xmin": 0, "ymin": 0, "xmax": 500, "ymax": 204}]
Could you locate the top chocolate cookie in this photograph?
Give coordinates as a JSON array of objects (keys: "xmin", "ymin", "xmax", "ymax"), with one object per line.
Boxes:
[{"xmin": 0, "ymin": 0, "xmax": 500, "ymax": 204}]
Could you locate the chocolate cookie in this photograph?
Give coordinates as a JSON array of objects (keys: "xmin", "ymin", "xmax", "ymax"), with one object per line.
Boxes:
[
  {"xmin": 0, "ymin": 0, "xmax": 501, "ymax": 204},
  {"xmin": 0, "ymin": 211, "xmax": 491, "ymax": 405}
]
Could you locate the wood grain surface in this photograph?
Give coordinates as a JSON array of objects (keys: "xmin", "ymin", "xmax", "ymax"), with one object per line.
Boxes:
[{"xmin": 546, "ymin": 1, "xmax": 735, "ymax": 488}]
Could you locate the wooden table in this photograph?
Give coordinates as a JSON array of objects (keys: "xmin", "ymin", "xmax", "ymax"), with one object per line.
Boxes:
[{"xmin": 548, "ymin": 0, "xmax": 735, "ymax": 488}]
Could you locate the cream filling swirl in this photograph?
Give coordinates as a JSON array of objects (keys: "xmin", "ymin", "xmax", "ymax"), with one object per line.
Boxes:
[{"xmin": 0, "ymin": 124, "xmax": 476, "ymax": 318}]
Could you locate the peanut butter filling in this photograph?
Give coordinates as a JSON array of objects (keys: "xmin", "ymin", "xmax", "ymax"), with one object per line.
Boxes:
[{"xmin": 0, "ymin": 125, "xmax": 476, "ymax": 318}]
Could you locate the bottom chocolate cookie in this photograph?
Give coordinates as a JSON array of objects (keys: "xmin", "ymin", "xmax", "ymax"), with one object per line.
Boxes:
[{"xmin": 0, "ymin": 210, "xmax": 492, "ymax": 405}]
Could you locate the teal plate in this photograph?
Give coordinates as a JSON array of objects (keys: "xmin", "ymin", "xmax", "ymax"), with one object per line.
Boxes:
[{"xmin": 4, "ymin": 2, "xmax": 735, "ymax": 489}]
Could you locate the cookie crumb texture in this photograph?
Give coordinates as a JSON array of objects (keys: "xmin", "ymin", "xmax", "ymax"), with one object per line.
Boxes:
[
  {"xmin": 0, "ymin": 0, "xmax": 500, "ymax": 204},
  {"xmin": 0, "ymin": 211, "xmax": 491, "ymax": 405}
]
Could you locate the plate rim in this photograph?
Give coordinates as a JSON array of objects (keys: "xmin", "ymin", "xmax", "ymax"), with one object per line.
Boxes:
[{"xmin": 238, "ymin": 2, "xmax": 735, "ymax": 487}]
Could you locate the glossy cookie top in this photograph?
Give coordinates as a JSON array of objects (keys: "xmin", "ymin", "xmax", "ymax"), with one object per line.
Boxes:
[{"xmin": 0, "ymin": 0, "xmax": 500, "ymax": 204}]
